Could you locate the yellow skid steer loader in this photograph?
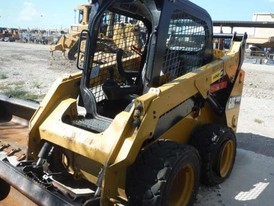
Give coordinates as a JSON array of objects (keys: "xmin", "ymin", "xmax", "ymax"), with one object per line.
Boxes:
[{"xmin": 0, "ymin": 0, "xmax": 246, "ymax": 205}]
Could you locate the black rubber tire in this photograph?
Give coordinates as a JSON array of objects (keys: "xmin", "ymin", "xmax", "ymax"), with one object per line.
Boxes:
[
  {"xmin": 126, "ymin": 140, "xmax": 200, "ymax": 206},
  {"xmin": 189, "ymin": 124, "xmax": 236, "ymax": 186},
  {"xmin": 0, "ymin": 178, "xmax": 11, "ymax": 200}
]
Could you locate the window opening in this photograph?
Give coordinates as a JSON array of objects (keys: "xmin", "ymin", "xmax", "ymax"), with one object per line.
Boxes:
[{"xmin": 161, "ymin": 10, "xmax": 209, "ymax": 83}]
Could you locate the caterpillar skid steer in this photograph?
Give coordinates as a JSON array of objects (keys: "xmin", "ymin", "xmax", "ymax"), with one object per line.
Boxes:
[{"xmin": 0, "ymin": 0, "xmax": 247, "ymax": 205}]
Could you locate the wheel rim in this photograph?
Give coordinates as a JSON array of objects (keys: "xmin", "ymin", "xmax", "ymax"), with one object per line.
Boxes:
[
  {"xmin": 168, "ymin": 164, "xmax": 195, "ymax": 206},
  {"xmin": 219, "ymin": 140, "xmax": 234, "ymax": 177}
]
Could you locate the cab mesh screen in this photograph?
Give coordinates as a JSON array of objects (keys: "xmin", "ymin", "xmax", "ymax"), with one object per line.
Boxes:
[
  {"xmin": 89, "ymin": 12, "xmax": 147, "ymax": 102},
  {"xmin": 161, "ymin": 10, "xmax": 208, "ymax": 84}
]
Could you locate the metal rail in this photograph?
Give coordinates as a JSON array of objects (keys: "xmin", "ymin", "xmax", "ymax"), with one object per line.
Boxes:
[{"xmin": 213, "ymin": 20, "xmax": 274, "ymax": 28}]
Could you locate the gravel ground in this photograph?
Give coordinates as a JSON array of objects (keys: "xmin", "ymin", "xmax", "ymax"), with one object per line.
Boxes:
[
  {"xmin": 238, "ymin": 62, "xmax": 274, "ymax": 138},
  {"xmin": 0, "ymin": 42, "xmax": 77, "ymax": 101}
]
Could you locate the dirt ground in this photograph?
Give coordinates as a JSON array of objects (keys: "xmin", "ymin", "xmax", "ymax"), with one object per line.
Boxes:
[
  {"xmin": 237, "ymin": 62, "xmax": 274, "ymax": 138},
  {"xmin": 0, "ymin": 42, "xmax": 77, "ymax": 101},
  {"xmin": 1, "ymin": 41, "xmax": 274, "ymax": 205}
]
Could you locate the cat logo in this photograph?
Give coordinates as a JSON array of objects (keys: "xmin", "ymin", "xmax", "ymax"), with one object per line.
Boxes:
[{"xmin": 211, "ymin": 69, "xmax": 224, "ymax": 83}]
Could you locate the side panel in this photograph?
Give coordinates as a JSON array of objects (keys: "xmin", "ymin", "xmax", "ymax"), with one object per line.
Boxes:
[
  {"xmin": 28, "ymin": 72, "xmax": 81, "ymax": 159},
  {"xmin": 225, "ymin": 70, "xmax": 245, "ymax": 132}
]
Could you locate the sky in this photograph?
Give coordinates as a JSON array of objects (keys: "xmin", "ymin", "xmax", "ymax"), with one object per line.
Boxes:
[
  {"xmin": 191, "ymin": 0, "xmax": 274, "ymax": 21},
  {"xmin": 0, "ymin": 0, "xmax": 274, "ymax": 29},
  {"xmin": 0, "ymin": 0, "xmax": 87, "ymax": 29}
]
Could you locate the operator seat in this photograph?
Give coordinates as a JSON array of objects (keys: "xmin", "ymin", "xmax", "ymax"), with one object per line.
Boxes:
[{"xmin": 102, "ymin": 49, "xmax": 141, "ymax": 102}]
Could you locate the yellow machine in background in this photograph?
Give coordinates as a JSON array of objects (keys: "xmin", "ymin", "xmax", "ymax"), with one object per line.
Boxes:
[
  {"xmin": 50, "ymin": 4, "xmax": 91, "ymax": 60},
  {"xmin": 0, "ymin": 0, "xmax": 247, "ymax": 205}
]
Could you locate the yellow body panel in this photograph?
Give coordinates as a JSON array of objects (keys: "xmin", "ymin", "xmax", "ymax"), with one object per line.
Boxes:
[
  {"xmin": 225, "ymin": 70, "xmax": 245, "ymax": 132},
  {"xmin": 29, "ymin": 72, "xmax": 81, "ymax": 158}
]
